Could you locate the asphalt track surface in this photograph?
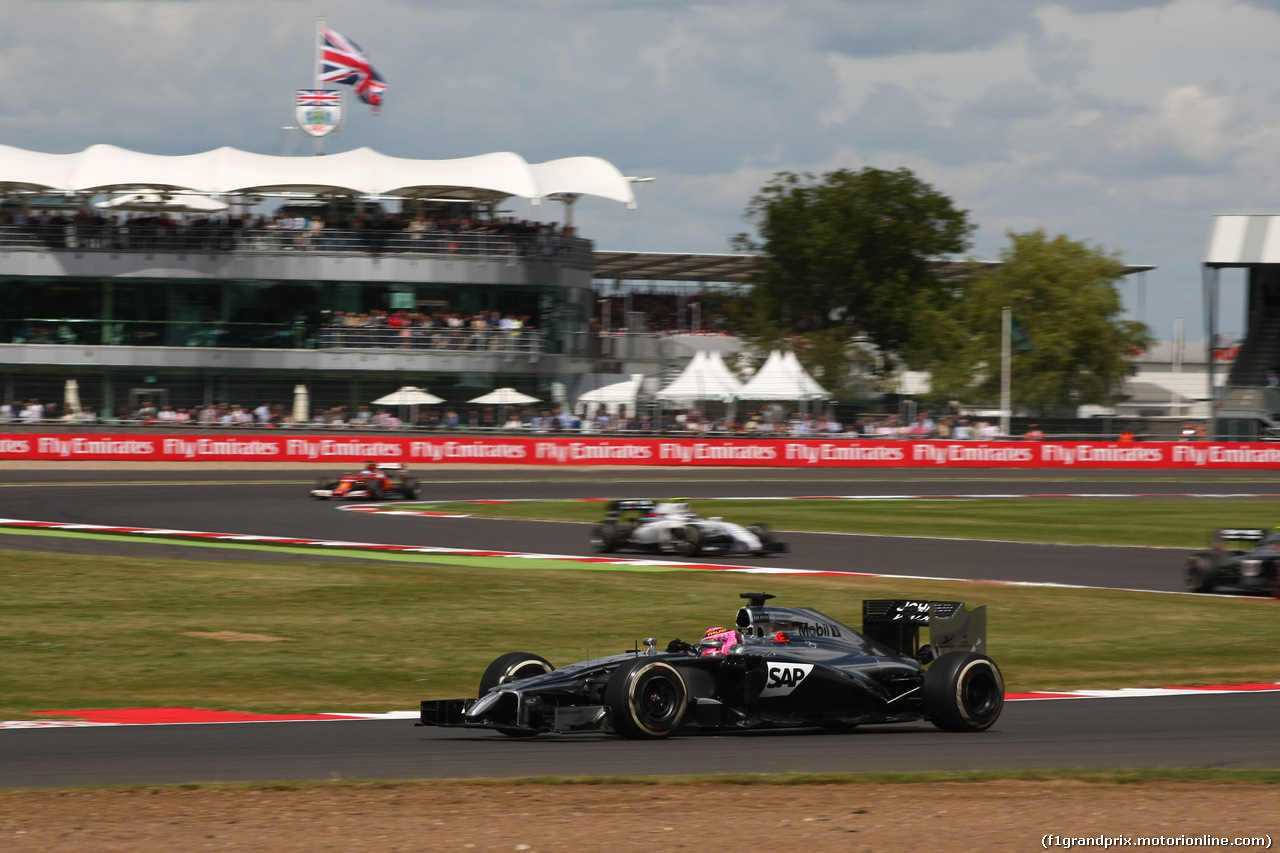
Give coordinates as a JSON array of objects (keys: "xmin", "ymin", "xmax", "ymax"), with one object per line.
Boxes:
[{"xmin": 2, "ymin": 466, "xmax": 1278, "ymax": 786}]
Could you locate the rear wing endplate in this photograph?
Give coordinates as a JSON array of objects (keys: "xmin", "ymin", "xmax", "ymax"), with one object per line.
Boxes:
[{"xmin": 861, "ymin": 599, "xmax": 988, "ymax": 658}]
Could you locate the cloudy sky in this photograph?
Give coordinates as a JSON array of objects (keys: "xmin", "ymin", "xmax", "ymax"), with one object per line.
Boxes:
[{"xmin": 4, "ymin": 0, "xmax": 1277, "ymax": 341}]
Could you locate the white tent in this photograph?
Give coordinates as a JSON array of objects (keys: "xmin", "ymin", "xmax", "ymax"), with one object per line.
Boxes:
[
  {"xmin": 737, "ymin": 350, "xmax": 832, "ymax": 402},
  {"xmin": 655, "ymin": 351, "xmax": 743, "ymax": 403},
  {"xmin": 576, "ymin": 373, "xmax": 644, "ymax": 421},
  {"xmin": 0, "ymin": 144, "xmax": 637, "ymax": 206}
]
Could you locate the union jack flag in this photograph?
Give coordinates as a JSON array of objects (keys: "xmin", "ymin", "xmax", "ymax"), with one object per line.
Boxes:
[
  {"xmin": 320, "ymin": 27, "xmax": 387, "ymax": 112},
  {"xmin": 295, "ymin": 89, "xmax": 342, "ymax": 108}
]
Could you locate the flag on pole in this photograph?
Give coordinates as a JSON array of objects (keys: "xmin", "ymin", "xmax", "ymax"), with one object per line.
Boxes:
[{"xmin": 320, "ymin": 27, "xmax": 387, "ymax": 112}]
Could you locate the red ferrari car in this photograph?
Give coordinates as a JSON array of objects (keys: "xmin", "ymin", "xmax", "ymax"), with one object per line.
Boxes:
[{"xmin": 310, "ymin": 462, "xmax": 420, "ymax": 501}]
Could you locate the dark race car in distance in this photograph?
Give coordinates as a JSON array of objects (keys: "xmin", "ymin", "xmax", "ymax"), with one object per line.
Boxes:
[
  {"xmin": 310, "ymin": 462, "xmax": 420, "ymax": 501},
  {"xmin": 590, "ymin": 499, "xmax": 787, "ymax": 557},
  {"xmin": 1184, "ymin": 528, "xmax": 1280, "ymax": 596},
  {"xmin": 417, "ymin": 592, "xmax": 1003, "ymax": 740}
]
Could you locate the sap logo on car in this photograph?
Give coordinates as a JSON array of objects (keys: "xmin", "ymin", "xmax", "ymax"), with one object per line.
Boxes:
[{"xmin": 761, "ymin": 662, "xmax": 814, "ymax": 697}]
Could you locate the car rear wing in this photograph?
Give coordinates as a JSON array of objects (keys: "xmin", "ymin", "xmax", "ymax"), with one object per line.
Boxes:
[
  {"xmin": 861, "ymin": 599, "xmax": 988, "ymax": 659},
  {"xmin": 1213, "ymin": 528, "xmax": 1268, "ymax": 550}
]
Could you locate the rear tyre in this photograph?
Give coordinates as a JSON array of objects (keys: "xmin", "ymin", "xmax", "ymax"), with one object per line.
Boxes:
[
  {"xmin": 399, "ymin": 477, "xmax": 420, "ymax": 500},
  {"xmin": 1184, "ymin": 553, "xmax": 1218, "ymax": 593},
  {"xmin": 605, "ymin": 658, "xmax": 687, "ymax": 739},
  {"xmin": 479, "ymin": 652, "xmax": 555, "ymax": 738},
  {"xmin": 591, "ymin": 521, "xmax": 620, "ymax": 553},
  {"xmin": 676, "ymin": 524, "xmax": 702, "ymax": 558},
  {"xmin": 923, "ymin": 652, "xmax": 1004, "ymax": 732}
]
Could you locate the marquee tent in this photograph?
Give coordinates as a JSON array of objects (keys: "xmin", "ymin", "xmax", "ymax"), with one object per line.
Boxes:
[
  {"xmin": 575, "ymin": 373, "xmax": 644, "ymax": 420},
  {"xmin": 655, "ymin": 351, "xmax": 743, "ymax": 403},
  {"xmin": 0, "ymin": 144, "xmax": 637, "ymax": 206},
  {"xmin": 736, "ymin": 350, "xmax": 831, "ymax": 401}
]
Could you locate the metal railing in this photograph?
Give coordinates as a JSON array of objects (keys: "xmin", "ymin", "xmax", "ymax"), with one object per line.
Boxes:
[
  {"xmin": 0, "ymin": 224, "xmax": 594, "ymax": 268},
  {"xmin": 317, "ymin": 325, "xmax": 543, "ymax": 355},
  {"xmin": 0, "ymin": 318, "xmax": 546, "ymax": 355}
]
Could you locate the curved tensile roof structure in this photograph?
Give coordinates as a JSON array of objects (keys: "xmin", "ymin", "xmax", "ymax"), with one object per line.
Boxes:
[{"xmin": 0, "ymin": 144, "xmax": 637, "ymax": 206}]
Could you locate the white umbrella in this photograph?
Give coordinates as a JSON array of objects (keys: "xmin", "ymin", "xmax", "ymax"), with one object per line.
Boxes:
[
  {"xmin": 96, "ymin": 192, "xmax": 230, "ymax": 214},
  {"xmin": 292, "ymin": 384, "xmax": 309, "ymax": 424},
  {"xmin": 467, "ymin": 387, "xmax": 540, "ymax": 406},
  {"xmin": 371, "ymin": 386, "xmax": 444, "ymax": 406},
  {"xmin": 371, "ymin": 386, "xmax": 444, "ymax": 428},
  {"xmin": 468, "ymin": 387, "xmax": 541, "ymax": 427},
  {"xmin": 63, "ymin": 379, "xmax": 81, "ymax": 420}
]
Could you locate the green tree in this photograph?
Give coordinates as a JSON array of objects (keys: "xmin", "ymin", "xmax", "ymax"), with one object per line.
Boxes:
[
  {"xmin": 925, "ymin": 230, "xmax": 1153, "ymax": 412},
  {"xmin": 727, "ymin": 167, "xmax": 974, "ymax": 388}
]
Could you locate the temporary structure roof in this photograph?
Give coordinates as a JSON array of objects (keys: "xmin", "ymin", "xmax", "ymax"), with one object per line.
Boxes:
[
  {"xmin": 0, "ymin": 144, "xmax": 637, "ymax": 206},
  {"xmin": 655, "ymin": 351, "xmax": 743, "ymax": 402},
  {"xmin": 737, "ymin": 350, "xmax": 831, "ymax": 401}
]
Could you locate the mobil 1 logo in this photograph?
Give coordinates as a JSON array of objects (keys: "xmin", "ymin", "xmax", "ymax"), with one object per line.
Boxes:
[{"xmin": 760, "ymin": 662, "xmax": 814, "ymax": 697}]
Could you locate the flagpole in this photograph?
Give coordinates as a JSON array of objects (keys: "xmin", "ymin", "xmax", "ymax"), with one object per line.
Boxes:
[
  {"xmin": 313, "ymin": 16, "xmax": 325, "ymax": 156},
  {"xmin": 1001, "ymin": 306, "xmax": 1011, "ymax": 437}
]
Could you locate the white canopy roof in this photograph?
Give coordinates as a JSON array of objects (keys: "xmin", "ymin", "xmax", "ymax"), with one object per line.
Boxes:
[
  {"xmin": 0, "ymin": 144, "xmax": 637, "ymax": 206},
  {"xmin": 736, "ymin": 350, "xmax": 831, "ymax": 401},
  {"xmin": 655, "ymin": 351, "xmax": 743, "ymax": 402}
]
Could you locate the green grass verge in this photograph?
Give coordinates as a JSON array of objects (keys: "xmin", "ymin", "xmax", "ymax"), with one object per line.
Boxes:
[
  {"xmin": 401, "ymin": 498, "xmax": 1280, "ymax": 548},
  {"xmin": 2, "ymin": 549, "xmax": 1276, "ymax": 720}
]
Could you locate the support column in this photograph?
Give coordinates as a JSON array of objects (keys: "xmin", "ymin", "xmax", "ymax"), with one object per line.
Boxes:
[{"xmin": 1203, "ymin": 265, "xmax": 1219, "ymax": 438}]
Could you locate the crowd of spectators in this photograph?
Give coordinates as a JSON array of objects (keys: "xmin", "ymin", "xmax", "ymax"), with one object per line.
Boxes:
[{"xmin": 0, "ymin": 209, "xmax": 582, "ymax": 259}]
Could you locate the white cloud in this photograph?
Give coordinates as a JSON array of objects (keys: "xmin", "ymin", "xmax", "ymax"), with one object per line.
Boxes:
[{"xmin": 2, "ymin": 0, "xmax": 1279, "ymax": 338}]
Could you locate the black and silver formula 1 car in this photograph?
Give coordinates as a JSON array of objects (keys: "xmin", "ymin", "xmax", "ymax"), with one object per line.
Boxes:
[
  {"xmin": 1184, "ymin": 528, "xmax": 1280, "ymax": 596},
  {"xmin": 417, "ymin": 592, "xmax": 1003, "ymax": 739},
  {"xmin": 589, "ymin": 499, "xmax": 787, "ymax": 557},
  {"xmin": 310, "ymin": 462, "xmax": 420, "ymax": 501}
]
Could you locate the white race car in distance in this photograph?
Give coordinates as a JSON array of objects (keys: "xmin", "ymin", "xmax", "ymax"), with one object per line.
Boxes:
[{"xmin": 590, "ymin": 499, "xmax": 787, "ymax": 557}]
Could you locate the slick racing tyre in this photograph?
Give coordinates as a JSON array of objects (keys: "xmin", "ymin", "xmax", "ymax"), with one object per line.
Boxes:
[
  {"xmin": 312, "ymin": 476, "xmax": 333, "ymax": 499},
  {"xmin": 676, "ymin": 524, "xmax": 702, "ymax": 558},
  {"xmin": 479, "ymin": 652, "xmax": 555, "ymax": 694},
  {"xmin": 478, "ymin": 652, "xmax": 555, "ymax": 738},
  {"xmin": 364, "ymin": 478, "xmax": 384, "ymax": 501},
  {"xmin": 591, "ymin": 521, "xmax": 620, "ymax": 553},
  {"xmin": 1184, "ymin": 552, "xmax": 1219, "ymax": 593},
  {"xmin": 399, "ymin": 477, "xmax": 420, "ymax": 500},
  {"xmin": 923, "ymin": 652, "xmax": 1004, "ymax": 732},
  {"xmin": 605, "ymin": 658, "xmax": 688, "ymax": 739}
]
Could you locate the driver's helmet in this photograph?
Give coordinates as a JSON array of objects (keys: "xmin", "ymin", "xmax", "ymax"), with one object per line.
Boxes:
[
  {"xmin": 362, "ymin": 461, "xmax": 378, "ymax": 476},
  {"xmin": 698, "ymin": 626, "xmax": 741, "ymax": 656}
]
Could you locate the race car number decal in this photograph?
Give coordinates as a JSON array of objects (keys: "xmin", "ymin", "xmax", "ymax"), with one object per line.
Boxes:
[{"xmin": 761, "ymin": 662, "xmax": 814, "ymax": 697}]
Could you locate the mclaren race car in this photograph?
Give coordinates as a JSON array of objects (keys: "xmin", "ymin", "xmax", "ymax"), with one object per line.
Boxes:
[
  {"xmin": 417, "ymin": 592, "xmax": 1004, "ymax": 739},
  {"xmin": 589, "ymin": 499, "xmax": 787, "ymax": 557},
  {"xmin": 1184, "ymin": 528, "xmax": 1280, "ymax": 596},
  {"xmin": 310, "ymin": 462, "xmax": 420, "ymax": 501}
]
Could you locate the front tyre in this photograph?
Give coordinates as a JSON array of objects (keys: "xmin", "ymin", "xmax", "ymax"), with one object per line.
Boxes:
[
  {"xmin": 1184, "ymin": 553, "xmax": 1218, "ymax": 593},
  {"xmin": 478, "ymin": 652, "xmax": 555, "ymax": 695},
  {"xmin": 478, "ymin": 652, "xmax": 555, "ymax": 739},
  {"xmin": 605, "ymin": 658, "xmax": 687, "ymax": 739},
  {"xmin": 364, "ymin": 478, "xmax": 384, "ymax": 501},
  {"xmin": 399, "ymin": 477, "xmax": 420, "ymax": 500},
  {"xmin": 923, "ymin": 652, "xmax": 1004, "ymax": 732}
]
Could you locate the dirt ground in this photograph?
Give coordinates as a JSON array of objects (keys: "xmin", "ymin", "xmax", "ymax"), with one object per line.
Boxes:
[{"xmin": 1, "ymin": 781, "xmax": 1276, "ymax": 852}]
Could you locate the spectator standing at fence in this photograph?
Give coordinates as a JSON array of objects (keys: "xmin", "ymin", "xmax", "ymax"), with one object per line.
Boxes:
[
  {"xmin": 1024, "ymin": 424, "xmax": 1045, "ymax": 441},
  {"xmin": 952, "ymin": 418, "xmax": 974, "ymax": 440}
]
